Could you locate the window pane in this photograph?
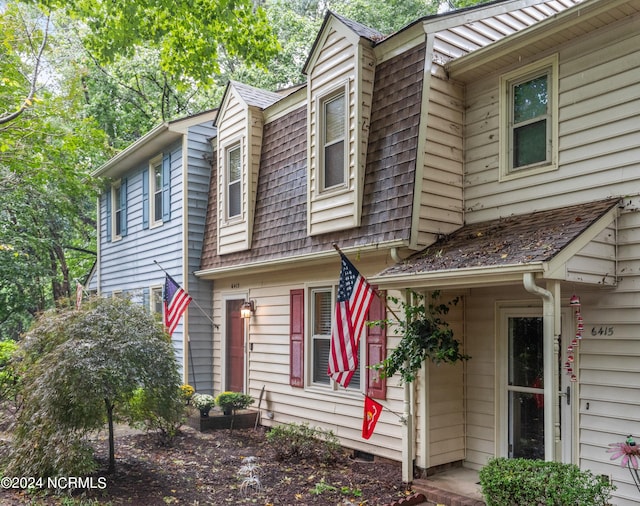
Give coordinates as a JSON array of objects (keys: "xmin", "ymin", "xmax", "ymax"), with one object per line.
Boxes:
[
  {"xmin": 513, "ymin": 75, "xmax": 547, "ymax": 123},
  {"xmin": 153, "ymin": 165, "xmax": 162, "ymax": 221},
  {"xmin": 324, "ymin": 94, "xmax": 345, "ymax": 143},
  {"xmin": 508, "ymin": 390, "xmax": 544, "ymax": 459},
  {"xmin": 313, "ymin": 338, "xmax": 331, "ymax": 384},
  {"xmin": 228, "ymin": 181, "xmax": 241, "ymax": 217},
  {"xmin": 114, "ymin": 186, "xmax": 122, "ymax": 236},
  {"xmin": 228, "ymin": 146, "xmax": 241, "ymax": 182},
  {"xmin": 324, "ymin": 141, "xmax": 344, "ymax": 187},
  {"xmin": 313, "ymin": 291, "xmax": 332, "ymax": 335},
  {"xmin": 508, "ymin": 317, "xmax": 543, "ymax": 388},
  {"xmin": 513, "ymin": 120, "xmax": 547, "ymax": 168}
]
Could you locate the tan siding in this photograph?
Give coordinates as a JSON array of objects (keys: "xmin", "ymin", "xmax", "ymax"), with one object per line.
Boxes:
[
  {"xmin": 464, "ymin": 17, "xmax": 640, "ymax": 223},
  {"xmin": 417, "ymin": 74, "xmax": 464, "ymax": 248}
]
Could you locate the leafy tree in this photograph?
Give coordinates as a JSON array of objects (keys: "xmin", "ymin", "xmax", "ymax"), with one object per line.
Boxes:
[{"xmin": 7, "ymin": 296, "xmax": 184, "ymax": 476}]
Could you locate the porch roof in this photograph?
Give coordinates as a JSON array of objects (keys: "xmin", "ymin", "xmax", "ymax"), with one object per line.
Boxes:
[{"xmin": 371, "ymin": 199, "xmax": 620, "ymax": 290}]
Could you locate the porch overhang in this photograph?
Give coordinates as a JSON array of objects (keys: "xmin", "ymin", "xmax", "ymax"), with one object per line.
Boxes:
[{"xmin": 370, "ymin": 199, "xmax": 621, "ymax": 291}]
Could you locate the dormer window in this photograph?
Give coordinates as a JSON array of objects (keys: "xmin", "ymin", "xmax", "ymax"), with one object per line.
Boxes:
[
  {"xmin": 321, "ymin": 89, "xmax": 347, "ymax": 190},
  {"xmin": 226, "ymin": 143, "xmax": 242, "ymax": 219}
]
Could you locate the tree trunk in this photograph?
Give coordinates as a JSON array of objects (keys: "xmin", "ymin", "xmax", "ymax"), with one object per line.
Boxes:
[{"xmin": 105, "ymin": 399, "xmax": 116, "ymax": 473}]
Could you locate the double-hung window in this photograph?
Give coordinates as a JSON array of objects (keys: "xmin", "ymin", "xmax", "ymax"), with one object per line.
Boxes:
[
  {"xmin": 500, "ymin": 56, "xmax": 557, "ymax": 179},
  {"xmin": 149, "ymin": 156, "xmax": 164, "ymax": 226},
  {"xmin": 310, "ymin": 286, "xmax": 360, "ymax": 390},
  {"xmin": 321, "ymin": 90, "xmax": 346, "ymax": 190},
  {"xmin": 110, "ymin": 179, "xmax": 127, "ymax": 241},
  {"xmin": 226, "ymin": 144, "xmax": 242, "ymax": 219}
]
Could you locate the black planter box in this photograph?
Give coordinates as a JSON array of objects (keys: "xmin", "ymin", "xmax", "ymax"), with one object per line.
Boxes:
[{"xmin": 187, "ymin": 409, "xmax": 259, "ymax": 431}]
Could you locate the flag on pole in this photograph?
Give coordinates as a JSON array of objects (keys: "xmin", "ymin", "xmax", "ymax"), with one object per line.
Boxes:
[
  {"xmin": 362, "ymin": 395, "xmax": 383, "ymax": 439},
  {"xmin": 163, "ymin": 274, "xmax": 192, "ymax": 336},
  {"xmin": 328, "ymin": 252, "xmax": 375, "ymax": 388}
]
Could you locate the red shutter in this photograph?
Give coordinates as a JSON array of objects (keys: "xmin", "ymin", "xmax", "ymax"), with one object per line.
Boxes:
[
  {"xmin": 289, "ymin": 289, "xmax": 304, "ymax": 388},
  {"xmin": 366, "ymin": 289, "xmax": 386, "ymax": 399}
]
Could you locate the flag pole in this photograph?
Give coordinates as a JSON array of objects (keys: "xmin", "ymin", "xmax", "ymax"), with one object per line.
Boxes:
[
  {"xmin": 361, "ymin": 393, "xmax": 405, "ymax": 422},
  {"xmin": 153, "ymin": 260, "xmax": 219, "ymax": 329},
  {"xmin": 331, "ymin": 243, "xmax": 402, "ymax": 322}
]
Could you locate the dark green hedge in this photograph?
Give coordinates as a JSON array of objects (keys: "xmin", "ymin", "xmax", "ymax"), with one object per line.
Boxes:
[{"xmin": 479, "ymin": 458, "xmax": 615, "ymax": 505}]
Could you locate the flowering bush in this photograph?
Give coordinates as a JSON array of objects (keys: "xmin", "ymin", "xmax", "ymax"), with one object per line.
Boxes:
[
  {"xmin": 180, "ymin": 384, "xmax": 195, "ymax": 403},
  {"xmin": 215, "ymin": 391, "xmax": 254, "ymax": 414},
  {"xmin": 191, "ymin": 393, "xmax": 215, "ymax": 412}
]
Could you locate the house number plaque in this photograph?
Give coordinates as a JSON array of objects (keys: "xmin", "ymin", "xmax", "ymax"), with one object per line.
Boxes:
[{"xmin": 591, "ymin": 326, "xmax": 614, "ymax": 336}]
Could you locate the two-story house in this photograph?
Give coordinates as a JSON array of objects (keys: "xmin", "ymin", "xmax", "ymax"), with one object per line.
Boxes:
[
  {"xmin": 192, "ymin": 0, "xmax": 614, "ymax": 498},
  {"xmin": 90, "ymin": 110, "xmax": 217, "ymax": 394}
]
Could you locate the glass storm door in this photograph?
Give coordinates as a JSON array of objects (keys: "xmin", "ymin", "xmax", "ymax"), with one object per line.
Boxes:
[{"xmin": 507, "ymin": 315, "xmax": 545, "ymax": 460}]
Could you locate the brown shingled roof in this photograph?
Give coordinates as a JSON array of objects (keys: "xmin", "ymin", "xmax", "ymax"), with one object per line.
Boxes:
[{"xmin": 379, "ymin": 199, "xmax": 620, "ymax": 277}]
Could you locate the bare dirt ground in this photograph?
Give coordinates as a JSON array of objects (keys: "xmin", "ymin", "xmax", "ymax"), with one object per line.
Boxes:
[{"xmin": 0, "ymin": 418, "xmax": 424, "ymax": 505}]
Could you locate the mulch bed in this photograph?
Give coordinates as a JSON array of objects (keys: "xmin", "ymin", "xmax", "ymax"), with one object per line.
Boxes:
[{"xmin": 0, "ymin": 422, "xmax": 419, "ymax": 505}]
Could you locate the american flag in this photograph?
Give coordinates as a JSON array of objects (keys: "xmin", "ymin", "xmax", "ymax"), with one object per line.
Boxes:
[
  {"xmin": 328, "ymin": 252, "xmax": 375, "ymax": 388},
  {"xmin": 163, "ymin": 274, "xmax": 192, "ymax": 336}
]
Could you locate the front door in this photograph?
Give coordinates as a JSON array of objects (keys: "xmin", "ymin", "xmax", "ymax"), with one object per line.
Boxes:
[
  {"xmin": 500, "ymin": 307, "xmax": 574, "ymax": 462},
  {"xmin": 225, "ymin": 299, "xmax": 245, "ymax": 392}
]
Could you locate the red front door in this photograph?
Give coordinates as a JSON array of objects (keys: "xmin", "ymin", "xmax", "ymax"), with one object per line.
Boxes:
[{"xmin": 226, "ymin": 300, "xmax": 245, "ymax": 392}]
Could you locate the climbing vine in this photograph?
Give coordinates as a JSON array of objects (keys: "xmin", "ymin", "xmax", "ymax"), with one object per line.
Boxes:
[{"xmin": 369, "ymin": 290, "xmax": 470, "ymax": 384}]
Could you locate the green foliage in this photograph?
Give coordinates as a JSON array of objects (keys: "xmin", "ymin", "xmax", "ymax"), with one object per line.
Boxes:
[
  {"xmin": 215, "ymin": 391, "xmax": 254, "ymax": 413},
  {"xmin": 0, "ymin": 339, "xmax": 19, "ymax": 403},
  {"xmin": 45, "ymin": 0, "xmax": 280, "ymax": 88},
  {"xmin": 369, "ymin": 290, "xmax": 469, "ymax": 384},
  {"xmin": 266, "ymin": 422, "xmax": 341, "ymax": 464},
  {"xmin": 7, "ymin": 296, "xmax": 182, "ymax": 476},
  {"xmin": 479, "ymin": 458, "xmax": 615, "ymax": 506},
  {"xmin": 309, "ymin": 478, "xmax": 337, "ymax": 495},
  {"xmin": 123, "ymin": 387, "xmax": 185, "ymax": 446}
]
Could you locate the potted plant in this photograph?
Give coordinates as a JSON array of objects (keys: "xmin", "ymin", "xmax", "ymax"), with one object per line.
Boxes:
[
  {"xmin": 191, "ymin": 393, "xmax": 215, "ymax": 417},
  {"xmin": 180, "ymin": 384, "xmax": 195, "ymax": 404},
  {"xmin": 215, "ymin": 391, "xmax": 254, "ymax": 415}
]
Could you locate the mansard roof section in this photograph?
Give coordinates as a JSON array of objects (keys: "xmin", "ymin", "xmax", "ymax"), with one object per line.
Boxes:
[
  {"xmin": 303, "ymin": 11, "xmax": 382, "ymax": 75},
  {"xmin": 92, "ymin": 109, "xmax": 218, "ymax": 179}
]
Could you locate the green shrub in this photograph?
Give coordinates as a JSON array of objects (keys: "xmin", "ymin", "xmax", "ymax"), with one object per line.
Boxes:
[
  {"xmin": 266, "ymin": 422, "xmax": 341, "ymax": 464},
  {"xmin": 480, "ymin": 458, "xmax": 615, "ymax": 506}
]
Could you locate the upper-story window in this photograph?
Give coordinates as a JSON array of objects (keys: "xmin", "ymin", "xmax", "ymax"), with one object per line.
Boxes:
[
  {"xmin": 226, "ymin": 143, "xmax": 242, "ymax": 219},
  {"xmin": 321, "ymin": 89, "xmax": 347, "ymax": 191},
  {"xmin": 500, "ymin": 55, "xmax": 557, "ymax": 180},
  {"xmin": 110, "ymin": 179, "xmax": 127, "ymax": 241},
  {"xmin": 150, "ymin": 156, "xmax": 163, "ymax": 226}
]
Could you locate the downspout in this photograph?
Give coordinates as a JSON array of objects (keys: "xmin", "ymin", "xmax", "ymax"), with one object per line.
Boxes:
[{"xmin": 523, "ymin": 273, "xmax": 555, "ymax": 461}]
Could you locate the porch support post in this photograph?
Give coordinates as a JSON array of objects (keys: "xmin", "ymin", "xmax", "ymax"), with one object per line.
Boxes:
[
  {"xmin": 402, "ymin": 380, "xmax": 414, "ymax": 483},
  {"xmin": 523, "ymin": 273, "xmax": 556, "ymax": 461}
]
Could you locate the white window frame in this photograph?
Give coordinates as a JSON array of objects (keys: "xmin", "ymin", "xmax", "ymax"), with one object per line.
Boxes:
[
  {"xmin": 149, "ymin": 155, "xmax": 163, "ymax": 228},
  {"xmin": 318, "ymin": 83, "xmax": 348, "ymax": 193},
  {"xmin": 111, "ymin": 180, "xmax": 124, "ymax": 242},
  {"xmin": 306, "ymin": 284, "xmax": 363, "ymax": 393},
  {"xmin": 151, "ymin": 285, "xmax": 163, "ymax": 315},
  {"xmin": 499, "ymin": 55, "xmax": 558, "ymax": 181},
  {"xmin": 225, "ymin": 141, "xmax": 242, "ymax": 221}
]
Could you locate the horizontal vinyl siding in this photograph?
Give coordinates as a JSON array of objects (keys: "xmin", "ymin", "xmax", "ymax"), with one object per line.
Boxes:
[
  {"xmin": 463, "ymin": 19, "xmax": 640, "ymax": 223},
  {"xmin": 186, "ymin": 122, "xmax": 216, "ymax": 393},
  {"xmin": 98, "ymin": 140, "xmax": 186, "ymax": 366},
  {"xmin": 212, "ymin": 266, "xmax": 406, "ymax": 462},
  {"xmin": 578, "ymin": 209, "xmax": 640, "ymax": 506}
]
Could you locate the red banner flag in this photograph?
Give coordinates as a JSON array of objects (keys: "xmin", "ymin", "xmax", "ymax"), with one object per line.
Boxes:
[
  {"xmin": 163, "ymin": 274, "xmax": 192, "ymax": 336},
  {"xmin": 362, "ymin": 395, "xmax": 383, "ymax": 439},
  {"xmin": 328, "ymin": 252, "xmax": 375, "ymax": 388}
]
